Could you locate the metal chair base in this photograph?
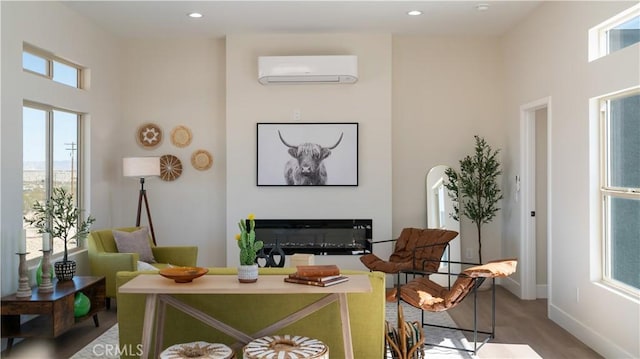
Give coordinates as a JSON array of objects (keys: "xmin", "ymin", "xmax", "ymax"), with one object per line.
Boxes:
[{"xmin": 418, "ymin": 277, "xmax": 496, "ymax": 355}]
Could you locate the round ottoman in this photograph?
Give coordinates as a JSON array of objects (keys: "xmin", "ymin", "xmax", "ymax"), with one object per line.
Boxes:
[
  {"xmin": 160, "ymin": 341, "xmax": 235, "ymax": 359},
  {"xmin": 243, "ymin": 335, "xmax": 328, "ymax": 359}
]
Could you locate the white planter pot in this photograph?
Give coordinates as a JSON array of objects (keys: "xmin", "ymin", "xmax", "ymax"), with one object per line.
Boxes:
[{"xmin": 238, "ymin": 264, "xmax": 259, "ymax": 283}]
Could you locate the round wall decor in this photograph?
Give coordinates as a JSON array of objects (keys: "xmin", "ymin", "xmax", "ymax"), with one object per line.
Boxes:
[
  {"xmin": 191, "ymin": 150, "xmax": 213, "ymax": 171},
  {"xmin": 160, "ymin": 154, "xmax": 183, "ymax": 181},
  {"xmin": 137, "ymin": 123, "xmax": 163, "ymax": 149},
  {"xmin": 170, "ymin": 125, "xmax": 192, "ymax": 148}
]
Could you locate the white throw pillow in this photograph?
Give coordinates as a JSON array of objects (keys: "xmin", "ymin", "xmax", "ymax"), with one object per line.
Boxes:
[
  {"xmin": 113, "ymin": 227, "xmax": 156, "ymax": 263},
  {"xmin": 136, "ymin": 261, "xmax": 158, "ymax": 271}
]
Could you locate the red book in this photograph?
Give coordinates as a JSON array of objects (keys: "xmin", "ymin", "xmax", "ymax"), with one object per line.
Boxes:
[
  {"xmin": 295, "ymin": 265, "xmax": 340, "ymax": 277},
  {"xmin": 284, "ymin": 276, "xmax": 349, "ymax": 287}
]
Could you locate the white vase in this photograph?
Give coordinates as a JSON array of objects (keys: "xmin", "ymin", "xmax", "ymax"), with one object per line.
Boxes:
[{"xmin": 238, "ymin": 264, "xmax": 259, "ymax": 283}]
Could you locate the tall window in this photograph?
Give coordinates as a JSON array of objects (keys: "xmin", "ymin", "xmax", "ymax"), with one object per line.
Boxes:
[
  {"xmin": 23, "ymin": 104, "xmax": 82, "ymax": 260},
  {"xmin": 600, "ymin": 89, "xmax": 640, "ymax": 293}
]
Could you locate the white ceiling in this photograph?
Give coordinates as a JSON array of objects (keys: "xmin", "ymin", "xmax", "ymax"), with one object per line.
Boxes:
[{"xmin": 63, "ymin": 1, "xmax": 543, "ymax": 39}]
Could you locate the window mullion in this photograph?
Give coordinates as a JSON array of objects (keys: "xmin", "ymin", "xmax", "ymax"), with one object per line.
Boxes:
[
  {"xmin": 602, "ymin": 188, "xmax": 640, "ymax": 200},
  {"xmin": 600, "ymin": 102, "xmax": 607, "ymax": 189},
  {"xmin": 47, "ymin": 58, "xmax": 53, "ymax": 80},
  {"xmin": 46, "ymin": 109, "xmax": 53, "ymax": 201},
  {"xmin": 602, "ymin": 194, "xmax": 611, "ymax": 280},
  {"xmin": 76, "ymin": 115, "xmax": 83, "ymax": 213}
]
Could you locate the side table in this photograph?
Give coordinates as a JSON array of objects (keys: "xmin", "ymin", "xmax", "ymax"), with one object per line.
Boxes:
[{"xmin": 1, "ymin": 276, "xmax": 106, "ymax": 352}]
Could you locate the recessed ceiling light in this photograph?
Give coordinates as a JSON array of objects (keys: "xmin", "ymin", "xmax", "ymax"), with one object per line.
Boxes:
[
  {"xmin": 407, "ymin": 10, "xmax": 423, "ymax": 16},
  {"xmin": 475, "ymin": 4, "xmax": 490, "ymax": 12},
  {"xmin": 187, "ymin": 12, "xmax": 203, "ymax": 18}
]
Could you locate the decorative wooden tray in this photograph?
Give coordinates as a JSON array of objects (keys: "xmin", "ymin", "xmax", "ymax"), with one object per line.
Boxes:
[{"xmin": 159, "ymin": 267, "xmax": 209, "ymax": 283}]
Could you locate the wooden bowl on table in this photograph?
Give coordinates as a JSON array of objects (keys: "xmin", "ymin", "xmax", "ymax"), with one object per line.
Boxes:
[{"xmin": 159, "ymin": 267, "xmax": 208, "ymax": 283}]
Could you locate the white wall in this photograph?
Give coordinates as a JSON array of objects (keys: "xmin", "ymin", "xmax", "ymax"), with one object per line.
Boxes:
[
  {"xmin": 115, "ymin": 39, "xmax": 227, "ymax": 266},
  {"xmin": 3, "ymin": 2, "xmax": 638, "ymax": 357},
  {"xmin": 1, "ymin": 1, "xmax": 121, "ymax": 294},
  {"xmin": 501, "ymin": 2, "xmax": 639, "ymax": 357},
  {"xmin": 225, "ymin": 34, "xmax": 393, "ymax": 269},
  {"xmin": 392, "ymin": 35, "xmax": 507, "ymax": 263}
]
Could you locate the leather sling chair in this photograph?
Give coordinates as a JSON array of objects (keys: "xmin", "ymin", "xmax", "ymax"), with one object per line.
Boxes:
[
  {"xmin": 360, "ymin": 228, "xmax": 459, "ymax": 276},
  {"xmin": 388, "ymin": 258, "xmax": 518, "ymax": 355}
]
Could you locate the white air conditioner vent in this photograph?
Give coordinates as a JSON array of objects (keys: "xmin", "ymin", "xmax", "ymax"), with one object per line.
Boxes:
[{"xmin": 258, "ymin": 55, "xmax": 358, "ymax": 85}]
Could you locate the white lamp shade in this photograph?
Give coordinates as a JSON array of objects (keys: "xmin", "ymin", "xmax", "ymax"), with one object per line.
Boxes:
[{"xmin": 123, "ymin": 157, "xmax": 161, "ymax": 177}]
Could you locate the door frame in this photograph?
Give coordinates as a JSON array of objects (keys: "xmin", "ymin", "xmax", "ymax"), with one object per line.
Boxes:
[{"xmin": 519, "ymin": 97, "xmax": 552, "ymax": 300}]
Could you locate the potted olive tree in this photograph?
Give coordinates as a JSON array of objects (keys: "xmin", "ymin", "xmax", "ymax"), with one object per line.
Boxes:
[
  {"xmin": 25, "ymin": 187, "xmax": 95, "ymax": 280},
  {"xmin": 444, "ymin": 135, "xmax": 502, "ymax": 264}
]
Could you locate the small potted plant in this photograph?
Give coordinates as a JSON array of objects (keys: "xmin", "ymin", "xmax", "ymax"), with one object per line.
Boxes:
[
  {"xmin": 24, "ymin": 187, "xmax": 95, "ymax": 280},
  {"xmin": 235, "ymin": 213, "xmax": 263, "ymax": 283}
]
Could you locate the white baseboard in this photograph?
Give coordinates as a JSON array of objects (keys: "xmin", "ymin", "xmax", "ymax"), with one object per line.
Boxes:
[
  {"xmin": 500, "ymin": 276, "xmax": 521, "ymax": 298},
  {"xmin": 549, "ymin": 303, "xmax": 634, "ymax": 358},
  {"xmin": 536, "ymin": 284, "xmax": 548, "ymax": 298}
]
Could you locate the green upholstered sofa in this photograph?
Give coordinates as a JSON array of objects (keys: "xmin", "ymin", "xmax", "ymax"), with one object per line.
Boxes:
[
  {"xmin": 116, "ymin": 268, "xmax": 385, "ymax": 359},
  {"xmin": 87, "ymin": 227, "xmax": 198, "ymax": 307}
]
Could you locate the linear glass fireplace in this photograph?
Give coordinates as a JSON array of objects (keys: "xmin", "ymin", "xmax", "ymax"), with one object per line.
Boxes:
[{"xmin": 254, "ymin": 219, "xmax": 372, "ymax": 255}]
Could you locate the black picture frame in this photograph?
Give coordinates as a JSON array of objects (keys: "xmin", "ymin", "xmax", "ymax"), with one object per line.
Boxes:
[{"xmin": 257, "ymin": 122, "xmax": 359, "ymax": 186}]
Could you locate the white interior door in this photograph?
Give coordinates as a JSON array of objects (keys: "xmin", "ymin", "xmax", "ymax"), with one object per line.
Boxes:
[{"xmin": 519, "ymin": 97, "xmax": 552, "ymax": 300}]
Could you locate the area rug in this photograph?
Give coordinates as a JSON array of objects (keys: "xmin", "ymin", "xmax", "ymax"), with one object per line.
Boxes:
[
  {"xmin": 70, "ymin": 324, "xmax": 120, "ymax": 359},
  {"xmin": 386, "ymin": 301, "xmax": 476, "ymax": 359},
  {"xmin": 72, "ymin": 307, "xmax": 475, "ymax": 359}
]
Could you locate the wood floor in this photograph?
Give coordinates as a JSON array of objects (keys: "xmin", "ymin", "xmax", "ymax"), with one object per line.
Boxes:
[
  {"xmin": 2, "ymin": 288, "xmax": 602, "ymax": 358},
  {"xmin": 447, "ymin": 286, "xmax": 602, "ymax": 359},
  {"xmin": 1, "ymin": 301, "xmax": 118, "ymax": 359}
]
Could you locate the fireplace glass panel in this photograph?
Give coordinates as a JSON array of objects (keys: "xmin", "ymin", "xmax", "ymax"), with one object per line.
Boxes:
[{"xmin": 255, "ymin": 219, "xmax": 372, "ymax": 255}]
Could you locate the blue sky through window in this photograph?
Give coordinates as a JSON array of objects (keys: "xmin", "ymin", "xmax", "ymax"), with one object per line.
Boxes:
[
  {"xmin": 23, "ymin": 50, "xmax": 79, "ymax": 88},
  {"xmin": 22, "ymin": 50, "xmax": 80, "ymax": 168},
  {"xmin": 614, "ymin": 15, "xmax": 640, "ymax": 30},
  {"xmin": 53, "ymin": 61, "xmax": 78, "ymax": 87},
  {"xmin": 23, "ymin": 108, "xmax": 78, "ymax": 167},
  {"xmin": 22, "ymin": 52, "xmax": 46, "ymax": 75},
  {"xmin": 23, "ymin": 107, "xmax": 46, "ymax": 163}
]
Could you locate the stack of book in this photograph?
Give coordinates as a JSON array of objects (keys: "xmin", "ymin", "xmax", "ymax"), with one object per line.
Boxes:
[{"xmin": 284, "ymin": 265, "xmax": 349, "ymax": 287}]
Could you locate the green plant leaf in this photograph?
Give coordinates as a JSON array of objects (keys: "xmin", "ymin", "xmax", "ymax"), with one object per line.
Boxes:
[{"xmin": 444, "ymin": 135, "xmax": 502, "ymax": 263}]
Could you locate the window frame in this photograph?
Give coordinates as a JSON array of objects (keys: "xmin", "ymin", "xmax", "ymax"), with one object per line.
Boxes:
[
  {"xmin": 22, "ymin": 43, "xmax": 84, "ymax": 89},
  {"xmin": 23, "ymin": 101, "xmax": 86, "ymax": 262},
  {"xmin": 598, "ymin": 87, "xmax": 640, "ymax": 296},
  {"xmin": 588, "ymin": 3, "xmax": 640, "ymax": 62}
]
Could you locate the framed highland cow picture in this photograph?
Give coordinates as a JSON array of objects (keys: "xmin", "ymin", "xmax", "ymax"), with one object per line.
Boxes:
[{"xmin": 257, "ymin": 122, "xmax": 358, "ymax": 186}]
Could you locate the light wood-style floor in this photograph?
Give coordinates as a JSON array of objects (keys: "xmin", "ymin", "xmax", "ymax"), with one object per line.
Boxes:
[
  {"xmin": 447, "ymin": 286, "xmax": 602, "ymax": 358},
  {"xmin": 3, "ymin": 288, "xmax": 602, "ymax": 358}
]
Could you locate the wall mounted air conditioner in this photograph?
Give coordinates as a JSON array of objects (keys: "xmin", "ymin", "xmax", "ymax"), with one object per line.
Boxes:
[{"xmin": 258, "ymin": 55, "xmax": 358, "ymax": 85}]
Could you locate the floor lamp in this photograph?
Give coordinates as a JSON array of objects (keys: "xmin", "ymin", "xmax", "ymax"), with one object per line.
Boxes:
[{"xmin": 123, "ymin": 157, "xmax": 160, "ymax": 246}]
